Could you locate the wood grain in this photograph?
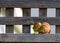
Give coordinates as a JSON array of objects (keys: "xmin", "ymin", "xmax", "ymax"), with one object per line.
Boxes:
[
  {"xmin": 6, "ymin": 8, "xmax": 14, "ymax": 33},
  {"xmin": 0, "ymin": 33, "xmax": 60, "ymax": 42},
  {"xmin": 0, "ymin": 17, "xmax": 59, "ymax": 25},
  {"xmin": 6, "ymin": 8, "xmax": 14, "ymax": 17},
  {"xmin": 0, "ymin": 0, "xmax": 60, "ymax": 8},
  {"xmin": 56, "ymin": 8, "xmax": 60, "ymax": 33},
  {"xmin": 23, "ymin": 8, "xmax": 30, "ymax": 33},
  {"xmin": 39, "ymin": 8, "xmax": 47, "ymax": 17},
  {"xmin": 6, "ymin": 25, "xmax": 14, "ymax": 33}
]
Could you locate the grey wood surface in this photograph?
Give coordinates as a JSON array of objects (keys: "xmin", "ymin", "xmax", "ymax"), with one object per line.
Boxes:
[
  {"xmin": 0, "ymin": 17, "xmax": 60, "ymax": 25},
  {"xmin": 56, "ymin": 8, "xmax": 60, "ymax": 33},
  {"xmin": 39, "ymin": 8, "xmax": 47, "ymax": 17},
  {"xmin": 0, "ymin": 33, "xmax": 59, "ymax": 42},
  {"xmin": 6, "ymin": 8, "xmax": 14, "ymax": 33},
  {"xmin": 23, "ymin": 8, "xmax": 30, "ymax": 33},
  {"xmin": 56, "ymin": 25, "xmax": 60, "ymax": 33},
  {"xmin": 23, "ymin": 25, "xmax": 30, "ymax": 33},
  {"xmin": 56, "ymin": 8, "xmax": 60, "ymax": 17},
  {"xmin": 6, "ymin": 25, "xmax": 14, "ymax": 33},
  {"xmin": 6, "ymin": 8, "xmax": 14, "ymax": 17},
  {"xmin": 0, "ymin": 0, "xmax": 60, "ymax": 8},
  {"xmin": 22, "ymin": 8, "xmax": 31, "ymax": 17}
]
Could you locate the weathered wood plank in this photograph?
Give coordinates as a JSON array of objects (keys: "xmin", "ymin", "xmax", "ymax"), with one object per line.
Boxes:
[
  {"xmin": 23, "ymin": 25, "xmax": 30, "ymax": 33},
  {"xmin": 0, "ymin": 17, "xmax": 60, "ymax": 25},
  {"xmin": 56, "ymin": 8, "xmax": 60, "ymax": 33},
  {"xmin": 56, "ymin": 25, "xmax": 60, "ymax": 33},
  {"xmin": 6, "ymin": 25, "xmax": 14, "ymax": 33},
  {"xmin": 22, "ymin": 8, "xmax": 31, "ymax": 17},
  {"xmin": 6, "ymin": 8, "xmax": 14, "ymax": 17},
  {"xmin": 56, "ymin": 8, "xmax": 60, "ymax": 17},
  {"xmin": 0, "ymin": 0, "xmax": 60, "ymax": 8},
  {"xmin": 0, "ymin": 33, "xmax": 60, "ymax": 42},
  {"xmin": 22, "ymin": 8, "xmax": 31, "ymax": 33},
  {"xmin": 6, "ymin": 8, "xmax": 14, "ymax": 33},
  {"xmin": 39, "ymin": 8, "xmax": 47, "ymax": 17}
]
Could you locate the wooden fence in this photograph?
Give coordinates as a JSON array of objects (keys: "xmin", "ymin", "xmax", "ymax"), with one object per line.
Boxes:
[{"xmin": 0, "ymin": 0, "xmax": 60, "ymax": 42}]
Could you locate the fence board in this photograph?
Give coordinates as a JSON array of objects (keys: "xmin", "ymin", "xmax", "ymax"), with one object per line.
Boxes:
[
  {"xmin": 6, "ymin": 8, "xmax": 14, "ymax": 17},
  {"xmin": 22, "ymin": 8, "xmax": 30, "ymax": 17},
  {"xmin": 23, "ymin": 8, "xmax": 30, "ymax": 33},
  {"xmin": 56, "ymin": 8, "xmax": 60, "ymax": 33},
  {"xmin": 23, "ymin": 25, "xmax": 30, "ymax": 33},
  {"xmin": 56, "ymin": 25, "xmax": 60, "ymax": 33},
  {"xmin": 6, "ymin": 25, "xmax": 14, "ymax": 33},
  {"xmin": 0, "ymin": 17, "xmax": 59, "ymax": 25},
  {"xmin": 56, "ymin": 8, "xmax": 60, "ymax": 17},
  {"xmin": 39, "ymin": 8, "xmax": 47, "ymax": 17},
  {"xmin": 0, "ymin": 0, "xmax": 60, "ymax": 8},
  {"xmin": 0, "ymin": 33, "xmax": 60, "ymax": 42},
  {"xmin": 6, "ymin": 8, "xmax": 14, "ymax": 33}
]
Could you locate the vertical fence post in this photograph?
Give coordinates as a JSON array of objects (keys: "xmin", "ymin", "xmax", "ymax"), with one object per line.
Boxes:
[
  {"xmin": 22, "ymin": 8, "xmax": 31, "ymax": 33},
  {"xmin": 6, "ymin": 8, "xmax": 14, "ymax": 33},
  {"xmin": 39, "ymin": 8, "xmax": 47, "ymax": 17},
  {"xmin": 56, "ymin": 8, "xmax": 60, "ymax": 33}
]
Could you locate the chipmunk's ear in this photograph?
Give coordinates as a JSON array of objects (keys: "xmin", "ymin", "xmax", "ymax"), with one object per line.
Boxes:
[{"xmin": 40, "ymin": 22, "xmax": 50, "ymax": 34}]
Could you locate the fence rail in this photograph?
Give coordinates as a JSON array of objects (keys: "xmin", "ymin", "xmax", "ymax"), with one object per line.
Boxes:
[
  {"xmin": 0, "ymin": 33, "xmax": 60, "ymax": 42},
  {"xmin": 0, "ymin": 0, "xmax": 60, "ymax": 8},
  {"xmin": 0, "ymin": 17, "xmax": 60, "ymax": 25}
]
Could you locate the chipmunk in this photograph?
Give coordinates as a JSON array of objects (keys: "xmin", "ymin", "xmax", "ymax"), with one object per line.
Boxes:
[{"xmin": 32, "ymin": 22, "xmax": 50, "ymax": 34}]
